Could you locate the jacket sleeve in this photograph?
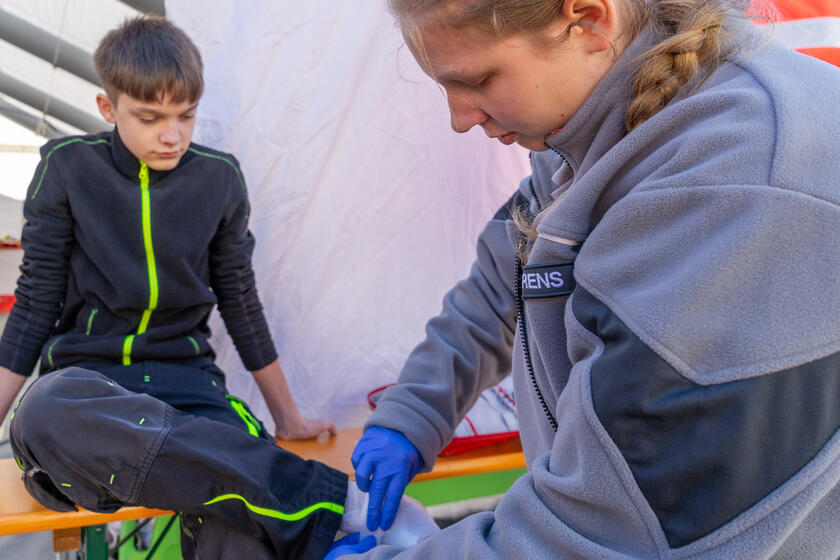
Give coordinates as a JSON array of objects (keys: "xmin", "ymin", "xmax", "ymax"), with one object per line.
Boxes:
[
  {"xmin": 0, "ymin": 148, "xmax": 74, "ymax": 376},
  {"xmin": 208, "ymin": 158, "xmax": 278, "ymax": 372},
  {"xmin": 352, "ymin": 183, "xmax": 840, "ymax": 559},
  {"xmin": 365, "ymin": 190, "xmax": 525, "ymax": 470}
]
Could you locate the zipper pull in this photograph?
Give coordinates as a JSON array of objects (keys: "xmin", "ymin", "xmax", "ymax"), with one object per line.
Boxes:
[{"xmin": 138, "ymin": 161, "xmax": 149, "ymax": 187}]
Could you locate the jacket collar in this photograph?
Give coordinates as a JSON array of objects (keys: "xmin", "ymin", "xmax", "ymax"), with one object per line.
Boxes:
[
  {"xmin": 542, "ymin": 24, "xmax": 659, "ymax": 176},
  {"xmin": 530, "ymin": 25, "xmax": 661, "ymax": 242},
  {"xmin": 110, "ymin": 127, "xmax": 190, "ymax": 183}
]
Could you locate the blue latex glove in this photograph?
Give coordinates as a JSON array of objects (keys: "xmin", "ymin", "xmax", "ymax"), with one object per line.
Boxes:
[
  {"xmin": 351, "ymin": 426, "xmax": 424, "ymax": 531},
  {"xmin": 324, "ymin": 533, "xmax": 377, "ymax": 560}
]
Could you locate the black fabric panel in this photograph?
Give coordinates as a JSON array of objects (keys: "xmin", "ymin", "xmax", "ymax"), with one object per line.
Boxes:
[
  {"xmin": 573, "ymin": 287, "xmax": 840, "ymax": 548},
  {"xmin": 521, "ymin": 262, "xmax": 576, "ymax": 299},
  {"xmin": 493, "ymin": 190, "xmax": 529, "ymax": 221}
]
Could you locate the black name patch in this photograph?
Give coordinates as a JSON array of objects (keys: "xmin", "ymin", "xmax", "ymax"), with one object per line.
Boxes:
[{"xmin": 521, "ymin": 261, "xmax": 575, "ymax": 299}]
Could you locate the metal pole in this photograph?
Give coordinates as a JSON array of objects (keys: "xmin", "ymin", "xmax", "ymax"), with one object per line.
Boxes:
[
  {"xmin": 0, "ymin": 8, "xmax": 100, "ymax": 86},
  {"xmin": 116, "ymin": 0, "xmax": 166, "ymax": 16},
  {"xmin": 0, "ymin": 97, "xmax": 68, "ymax": 139},
  {"xmin": 0, "ymin": 72, "xmax": 108, "ymax": 134}
]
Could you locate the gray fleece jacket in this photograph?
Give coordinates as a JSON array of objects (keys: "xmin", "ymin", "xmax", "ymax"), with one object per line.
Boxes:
[{"xmin": 361, "ymin": 24, "xmax": 840, "ymax": 560}]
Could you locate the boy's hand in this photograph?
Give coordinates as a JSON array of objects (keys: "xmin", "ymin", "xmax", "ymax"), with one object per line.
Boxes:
[
  {"xmin": 252, "ymin": 359, "xmax": 337, "ymax": 441},
  {"xmin": 275, "ymin": 414, "xmax": 336, "ymax": 441}
]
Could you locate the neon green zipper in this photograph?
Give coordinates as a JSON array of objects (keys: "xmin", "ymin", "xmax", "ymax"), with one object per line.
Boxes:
[
  {"xmin": 122, "ymin": 335, "xmax": 135, "ymax": 366},
  {"xmin": 123, "ymin": 162, "xmax": 159, "ymax": 366}
]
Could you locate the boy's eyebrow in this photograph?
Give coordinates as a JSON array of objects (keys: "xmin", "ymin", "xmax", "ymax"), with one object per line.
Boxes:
[{"xmin": 131, "ymin": 103, "xmax": 199, "ymax": 116}]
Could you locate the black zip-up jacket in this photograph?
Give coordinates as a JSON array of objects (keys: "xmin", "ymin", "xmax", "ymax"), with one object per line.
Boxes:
[{"xmin": 0, "ymin": 128, "xmax": 277, "ymax": 376}]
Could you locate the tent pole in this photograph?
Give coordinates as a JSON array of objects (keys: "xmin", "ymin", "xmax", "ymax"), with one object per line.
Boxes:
[
  {"xmin": 0, "ymin": 73, "xmax": 107, "ymax": 134},
  {"xmin": 116, "ymin": 0, "xmax": 166, "ymax": 16},
  {"xmin": 0, "ymin": 8, "xmax": 100, "ymax": 87},
  {"xmin": 0, "ymin": 98, "xmax": 68, "ymax": 139}
]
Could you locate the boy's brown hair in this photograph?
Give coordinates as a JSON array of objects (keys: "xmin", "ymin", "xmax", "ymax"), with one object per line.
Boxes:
[{"xmin": 94, "ymin": 15, "xmax": 203, "ymax": 104}]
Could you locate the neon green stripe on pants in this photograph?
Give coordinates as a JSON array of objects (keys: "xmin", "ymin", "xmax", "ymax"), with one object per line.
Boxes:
[
  {"xmin": 226, "ymin": 396, "xmax": 260, "ymax": 437},
  {"xmin": 203, "ymin": 493, "xmax": 344, "ymax": 521}
]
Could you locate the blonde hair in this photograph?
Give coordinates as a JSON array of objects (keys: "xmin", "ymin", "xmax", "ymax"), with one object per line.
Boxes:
[
  {"xmin": 626, "ymin": 0, "xmax": 750, "ymax": 130},
  {"xmin": 388, "ymin": 0, "xmax": 758, "ymax": 259},
  {"xmin": 389, "ymin": 0, "xmax": 755, "ymax": 128},
  {"xmin": 94, "ymin": 15, "xmax": 203, "ymax": 105}
]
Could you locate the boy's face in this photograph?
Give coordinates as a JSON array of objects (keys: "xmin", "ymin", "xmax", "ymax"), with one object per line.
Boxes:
[{"xmin": 96, "ymin": 92, "xmax": 198, "ymax": 171}]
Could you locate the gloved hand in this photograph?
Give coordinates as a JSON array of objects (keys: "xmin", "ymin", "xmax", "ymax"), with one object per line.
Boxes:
[
  {"xmin": 340, "ymin": 481, "xmax": 440, "ymax": 548},
  {"xmin": 351, "ymin": 426, "xmax": 424, "ymax": 531},
  {"xmin": 361, "ymin": 494, "xmax": 440, "ymax": 548},
  {"xmin": 324, "ymin": 533, "xmax": 377, "ymax": 560}
]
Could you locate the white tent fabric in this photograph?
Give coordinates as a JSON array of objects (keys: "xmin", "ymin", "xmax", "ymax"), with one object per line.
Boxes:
[{"xmin": 166, "ymin": 1, "xmax": 531, "ymax": 430}]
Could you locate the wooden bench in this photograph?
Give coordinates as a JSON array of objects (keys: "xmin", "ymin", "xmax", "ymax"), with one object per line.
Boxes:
[
  {"xmin": 0, "ymin": 427, "xmax": 524, "ymax": 553},
  {"xmin": 283, "ymin": 427, "xmax": 525, "ymax": 483},
  {"xmin": 0, "ymin": 455, "xmax": 171, "ymax": 552}
]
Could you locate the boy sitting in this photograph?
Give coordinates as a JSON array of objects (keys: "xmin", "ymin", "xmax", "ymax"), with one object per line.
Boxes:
[{"xmin": 0, "ymin": 16, "xmax": 347, "ymax": 560}]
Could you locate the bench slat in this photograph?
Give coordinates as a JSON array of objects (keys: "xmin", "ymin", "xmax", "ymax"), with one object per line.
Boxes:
[{"xmin": 277, "ymin": 427, "xmax": 525, "ymax": 482}]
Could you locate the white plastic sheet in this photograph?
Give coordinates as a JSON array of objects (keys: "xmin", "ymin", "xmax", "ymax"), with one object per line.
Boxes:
[{"xmin": 167, "ymin": 1, "xmax": 530, "ymax": 430}]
